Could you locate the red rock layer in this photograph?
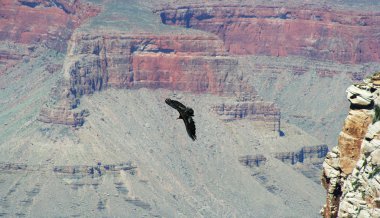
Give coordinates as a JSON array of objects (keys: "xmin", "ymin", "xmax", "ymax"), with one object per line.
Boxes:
[
  {"xmin": 0, "ymin": 0, "xmax": 99, "ymax": 51},
  {"xmin": 158, "ymin": 5, "xmax": 380, "ymax": 64},
  {"xmin": 66, "ymin": 33, "xmax": 253, "ymax": 97},
  {"xmin": 40, "ymin": 32, "xmax": 261, "ymax": 126}
]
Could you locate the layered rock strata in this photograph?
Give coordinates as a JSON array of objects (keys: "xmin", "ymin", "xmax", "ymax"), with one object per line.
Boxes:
[
  {"xmin": 64, "ymin": 32, "xmax": 241, "ymax": 96},
  {"xmin": 0, "ymin": 0, "xmax": 99, "ymax": 51},
  {"xmin": 0, "ymin": 161, "xmax": 136, "ymax": 176},
  {"xmin": 321, "ymin": 73, "xmax": 380, "ymax": 217},
  {"xmin": 53, "ymin": 162, "xmax": 136, "ymax": 176},
  {"xmin": 0, "ymin": 44, "xmax": 27, "ymax": 75},
  {"xmin": 212, "ymin": 98, "xmax": 280, "ymax": 130},
  {"xmin": 239, "ymin": 145, "xmax": 328, "ymax": 168},
  {"xmin": 239, "ymin": 155, "xmax": 267, "ymax": 168},
  {"xmin": 275, "ymin": 144, "xmax": 328, "ymax": 165},
  {"xmin": 38, "ymin": 103, "xmax": 88, "ymax": 127},
  {"xmin": 158, "ymin": 5, "xmax": 380, "ymax": 64},
  {"xmin": 40, "ymin": 31, "xmax": 262, "ymax": 126}
]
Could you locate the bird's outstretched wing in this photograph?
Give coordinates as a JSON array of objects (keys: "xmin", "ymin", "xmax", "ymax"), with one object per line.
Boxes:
[
  {"xmin": 183, "ymin": 116, "xmax": 196, "ymax": 141},
  {"xmin": 165, "ymin": 98, "xmax": 186, "ymax": 112}
]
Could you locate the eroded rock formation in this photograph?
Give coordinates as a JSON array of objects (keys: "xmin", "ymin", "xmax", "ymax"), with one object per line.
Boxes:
[
  {"xmin": 39, "ymin": 30, "xmax": 264, "ymax": 126},
  {"xmin": 64, "ymin": 32, "xmax": 243, "ymax": 96},
  {"xmin": 275, "ymin": 144, "xmax": 328, "ymax": 165},
  {"xmin": 158, "ymin": 5, "xmax": 380, "ymax": 64},
  {"xmin": 0, "ymin": 0, "xmax": 99, "ymax": 51},
  {"xmin": 212, "ymin": 98, "xmax": 280, "ymax": 123},
  {"xmin": 321, "ymin": 73, "xmax": 380, "ymax": 217},
  {"xmin": 239, "ymin": 155, "xmax": 267, "ymax": 168}
]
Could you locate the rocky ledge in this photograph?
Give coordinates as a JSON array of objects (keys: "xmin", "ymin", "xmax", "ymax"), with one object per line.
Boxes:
[
  {"xmin": 321, "ymin": 72, "xmax": 380, "ymax": 217},
  {"xmin": 212, "ymin": 94, "xmax": 280, "ymax": 131}
]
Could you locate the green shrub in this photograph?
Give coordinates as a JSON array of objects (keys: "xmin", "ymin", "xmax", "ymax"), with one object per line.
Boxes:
[
  {"xmin": 373, "ymin": 105, "xmax": 380, "ymax": 124},
  {"xmin": 368, "ymin": 166, "xmax": 380, "ymax": 179}
]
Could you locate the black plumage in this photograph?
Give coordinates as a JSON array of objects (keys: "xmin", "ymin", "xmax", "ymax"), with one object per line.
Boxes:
[{"xmin": 165, "ymin": 98, "xmax": 196, "ymax": 141}]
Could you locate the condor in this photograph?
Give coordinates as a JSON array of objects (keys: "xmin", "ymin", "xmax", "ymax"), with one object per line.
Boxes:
[{"xmin": 165, "ymin": 98, "xmax": 197, "ymax": 141}]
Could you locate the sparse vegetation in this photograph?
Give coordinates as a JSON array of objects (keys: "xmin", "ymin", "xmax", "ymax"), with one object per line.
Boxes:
[
  {"xmin": 362, "ymin": 157, "xmax": 368, "ymax": 168},
  {"xmin": 373, "ymin": 105, "xmax": 380, "ymax": 124},
  {"xmin": 361, "ymin": 191, "xmax": 366, "ymax": 199},
  {"xmin": 352, "ymin": 179, "xmax": 360, "ymax": 191},
  {"xmin": 368, "ymin": 166, "xmax": 380, "ymax": 179}
]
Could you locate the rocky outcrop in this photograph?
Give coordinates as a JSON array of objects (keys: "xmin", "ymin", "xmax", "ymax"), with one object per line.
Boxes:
[
  {"xmin": 53, "ymin": 162, "xmax": 137, "ymax": 176},
  {"xmin": 338, "ymin": 125, "xmax": 380, "ymax": 217},
  {"xmin": 239, "ymin": 155, "xmax": 267, "ymax": 168},
  {"xmin": 158, "ymin": 5, "xmax": 380, "ymax": 64},
  {"xmin": 0, "ymin": 161, "xmax": 136, "ymax": 176},
  {"xmin": 212, "ymin": 94, "xmax": 281, "ymax": 132},
  {"xmin": 0, "ymin": 0, "xmax": 99, "ymax": 51},
  {"xmin": 38, "ymin": 104, "xmax": 89, "ymax": 127},
  {"xmin": 40, "ymin": 30, "xmax": 264, "ymax": 125},
  {"xmin": 321, "ymin": 72, "xmax": 380, "ymax": 218},
  {"xmin": 213, "ymin": 99, "xmax": 280, "ymax": 121},
  {"xmin": 239, "ymin": 145, "xmax": 328, "ymax": 168},
  {"xmin": 275, "ymin": 144, "xmax": 328, "ymax": 165}
]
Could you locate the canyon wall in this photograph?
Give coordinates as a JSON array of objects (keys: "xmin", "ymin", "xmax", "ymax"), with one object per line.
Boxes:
[
  {"xmin": 158, "ymin": 5, "xmax": 380, "ymax": 64},
  {"xmin": 64, "ymin": 32, "xmax": 235, "ymax": 96},
  {"xmin": 321, "ymin": 73, "xmax": 380, "ymax": 217},
  {"xmin": 0, "ymin": 0, "xmax": 99, "ymax": 51},
  {"xmin": 39, "ymin": 30, "xmax": 270, "ymax": 126}
]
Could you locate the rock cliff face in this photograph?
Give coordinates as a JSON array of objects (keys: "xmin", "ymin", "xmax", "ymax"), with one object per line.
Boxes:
[
  {"xmin": 0, "ymin": 0, "xmax": 99, "ymax": 51},
  {"xmin": 39, "ymin": 30, "xmax": 263, "ymax": 125},
  {"xmin": 158, "ymin": 5, "xmax": 380, "ymax": 64},
  {"xmin": 38, "ymin": 104, "xmax": 88, "ymax": 126},
  {"xmin": 321, "ymin": 73, "xmax": 380, "ymax": 217},
  {"xmin": 212, "ymin": 97, "xmax": 280, "ymax": 131},
  {"xmin": 64, "ymin": 32, "xmax": 242, "ymax": 95}
]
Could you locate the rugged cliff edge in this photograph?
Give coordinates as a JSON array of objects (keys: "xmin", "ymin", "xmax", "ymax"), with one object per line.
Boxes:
[{"xmin": 321, "ymin": 72, "xmax": 380, "ymax": 217}]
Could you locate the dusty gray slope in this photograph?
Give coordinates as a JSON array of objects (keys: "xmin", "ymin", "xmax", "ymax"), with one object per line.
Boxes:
[
  {"xmin": 0, "ymin": 82, "xmax": 324, "ymax": 217},
  {"xmin": 0, "ymin": 43, "xmax": 64, "ymax": 149},
  {"xmin": 0, "ymin": 44, "xmax": 325, "ymax": 218},
  {"xmin": 238, "ymin": 56, "xmax": 380, "ymax": 148}
]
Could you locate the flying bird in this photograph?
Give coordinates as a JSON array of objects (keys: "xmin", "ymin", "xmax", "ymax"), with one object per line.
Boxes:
[{"xmin": 165, "ymin": 98, "xmax": 196, "ymax": 141}]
